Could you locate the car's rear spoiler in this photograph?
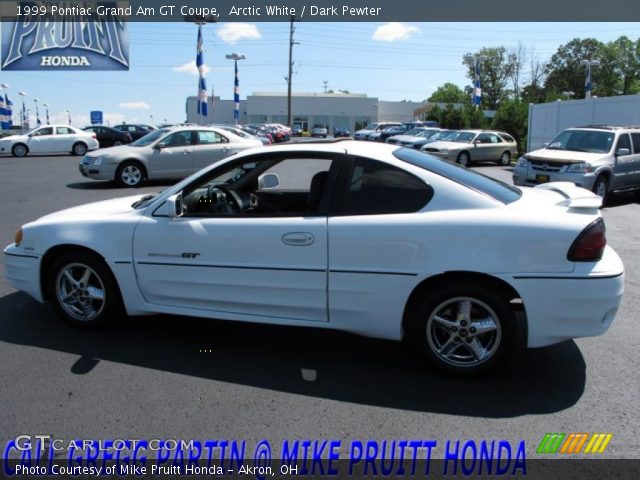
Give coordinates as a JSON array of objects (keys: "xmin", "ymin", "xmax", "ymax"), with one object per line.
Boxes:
[{"xmin": 534, "ymin": 182, "xmax": 602, "ymax": 210}]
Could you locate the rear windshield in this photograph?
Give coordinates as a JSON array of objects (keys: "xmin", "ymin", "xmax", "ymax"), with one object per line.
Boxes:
[{"xmin": 394, "ymin": 148, "xmax": 522, "ymax": 204}]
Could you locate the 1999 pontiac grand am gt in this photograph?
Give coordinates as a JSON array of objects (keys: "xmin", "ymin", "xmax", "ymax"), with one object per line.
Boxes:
[{"xmin": 4, "ymin": 141, "xmax": 624, "ymax": 375}]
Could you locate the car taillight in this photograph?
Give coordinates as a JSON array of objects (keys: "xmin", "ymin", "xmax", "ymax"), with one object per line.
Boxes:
[
  {"xmin": 567, "ymin": 218, "xmax": 606, "ymax": 262},
  {"xmin": 91, "ymin": 134, "xmax": 97, "ymax": 139}
]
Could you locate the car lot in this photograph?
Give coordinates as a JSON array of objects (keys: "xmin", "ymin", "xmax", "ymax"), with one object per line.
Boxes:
[{"xmin": 0, "ymin": 153, "xmax": 639, "ymax": 458}]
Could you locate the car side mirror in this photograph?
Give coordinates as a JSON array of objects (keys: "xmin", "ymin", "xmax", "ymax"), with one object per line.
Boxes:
[
  {"xmin": 258, "ymin": 173, "xmax": 279, "ymax": 189},
  {"xmin": 473, "ymin": 140, "xmax": 478, "ymax": 146},
  {"xmin": 166, "ymin": 193, "xmax": 183, "ymax": 218},
  {"xmin": 155, "ymin": 142, "xmax": 167, "ymax": 149},
  {"xmin": 616, "ymin": 148, "xmax": 631, "ymax": 157}
]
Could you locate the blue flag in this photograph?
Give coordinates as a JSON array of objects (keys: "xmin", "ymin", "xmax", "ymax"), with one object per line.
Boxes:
[
  {"xmin": 234, "ymin": 60, "xmax": 240, "ymax": 121},
  {"xmin": 196, "ymin": 25, "xmax": 208, "ymax": 117},
  {"xmin": 473, "ymin": 59, "xmax": 482, "ymax": 107}
]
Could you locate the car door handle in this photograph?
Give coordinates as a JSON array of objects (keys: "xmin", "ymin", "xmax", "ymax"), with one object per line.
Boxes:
[
  {"xmin": 183, "ymin": 149, "xmax": 192, "ymax": 154},
  {"xmin": 281, "ymin": 232, "xmax": 314, "ymax": 246}
]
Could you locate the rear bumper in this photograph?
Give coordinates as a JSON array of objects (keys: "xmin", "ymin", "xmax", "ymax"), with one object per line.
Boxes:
[
  {"xmin": 3, "ymin": 244, "xmax": 43, "ymax": 302},
  {"xmin": 507, "ymin": 246, "xmax": 624, "ymax": 348}
]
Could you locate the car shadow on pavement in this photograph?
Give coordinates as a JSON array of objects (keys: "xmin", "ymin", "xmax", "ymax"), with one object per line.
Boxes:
[
  {"xmin": 66, "ymin": 180, "xmax": 175, "ymax": 190},
  {"xmin": 603, "ymin": 191, "xmax": 640, "ymax": 208},
  {"xmin": 0, "ymin": 291, "xmax": 586, "ymax": 418}
]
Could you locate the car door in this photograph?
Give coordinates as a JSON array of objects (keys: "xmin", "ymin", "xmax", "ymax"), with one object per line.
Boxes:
[
  {"xmin": 26, "ymin": 126, "xmax": 55, "ymax": 153},
  {"xmin": 472, "ymin": 133, "xmax": 493, "ymax": 161},
  {"xmin": 622, "ymin": 133, "xmax": 640, "ymax": 188},
  {"xmin": 327, "ymin": 156, "xmax": 434, "ymax": 335},
  {"xmin": 54, "ymin": 126, "xmax": 76, "ymax": 152},
  {"xmin": 193, "ymin": 130, "xmax": 233, "ymax": 171},
  {"xmin": 147, "ymin": 130, "xmax": 194, "ymax": 179},
  {"xmin": 132, "ymin": 153, "xmax": 337, "ymax": 322}
]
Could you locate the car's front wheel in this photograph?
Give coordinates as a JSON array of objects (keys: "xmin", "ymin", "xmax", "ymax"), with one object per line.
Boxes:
[
  {"xmin": 113, "ymin": 140, "xmax": 123, "ymax": 146},
  {"xmin": 116, "ymin": 161, "xmax": 145, "ymax": 188},
  {"xmin": 592, "ymin": 174, "xmax": 609, "ymax": 201},
  {"xmin": 12, "ymin": 143, "xmax": 28, "ymax": 157},
  {"xmin": 410, "ymin": 283, "xmax": 513, "ymax": 375},
  {"xmin": 48, "ymin": 252, "xmax": 123, "ymax": 328},
  {"xmin": 72, "ymin": 142, "xmax": 88, "ymax": 156}
]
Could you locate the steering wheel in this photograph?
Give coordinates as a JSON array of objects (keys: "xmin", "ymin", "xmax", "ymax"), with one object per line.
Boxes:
[{"xmin": 206, "ymin": 185, "xmax": 243, "ymax": 214}]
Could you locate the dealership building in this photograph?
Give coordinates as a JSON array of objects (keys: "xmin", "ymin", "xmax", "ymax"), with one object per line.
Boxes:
[{"xmin": 185, "ymin": 92, "xmax": 423, "ymax": 131}]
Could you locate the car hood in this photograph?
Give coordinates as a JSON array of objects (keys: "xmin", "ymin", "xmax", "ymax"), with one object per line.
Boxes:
[
  {"xmin": 0, "ymin": 134, "xmax": 27, "ymax": 142},
  {"xmin": 37, "ymin": 194, "xmax": 146, "ymax": 221},
  {"xmin": 388, "ymin": 134, "xmax": 420, "ymax": 142},
  {"xmin": 524, "ymin": 148, "xmax": 609, "ymax": 164},
  {"xmin": 354, "ymin": 129, "xmax": 374, "ymax": 135},
  {"xmin": 86, "ymin": 145, "xmax": 144, "ymax": 157}
]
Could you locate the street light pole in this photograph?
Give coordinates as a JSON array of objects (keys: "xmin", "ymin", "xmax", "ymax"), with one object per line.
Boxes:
[
  {"xmin": 42, "ymin": 103, "xmax": 50, "ymax": 124},
  {"xmin": 226, "ymin": 53, "xmax": 246, "ymax": 125},
  {"xmin": 562, "ymin": 91, "xmax": 575, "ymax": 100},
  {"xmin": 473, "ymin": 54, "xmax": 487, "ymax": 110},
  {"xmin": 580, "ymin": 59, "xmax": 600, "ymax": 99},
  {"xmin": 66, "ymin": 109, "xmax": 72, "ymax": 125},
  {"xmin": 33, "ymin": 98, "xmax": 40, "ymax": 126}
]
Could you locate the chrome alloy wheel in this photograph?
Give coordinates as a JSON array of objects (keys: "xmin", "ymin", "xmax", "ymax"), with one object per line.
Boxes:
[
  {"xmin": 426, "ymin": 297, "xmax": 502, "ymax": 368},
  {"xmin": 121, "ymin": 165, "xmax": 142, "ymax": 186},
  {"xmin": 55, "ymin": 263, "xmax": 106, "ymax": 322}
]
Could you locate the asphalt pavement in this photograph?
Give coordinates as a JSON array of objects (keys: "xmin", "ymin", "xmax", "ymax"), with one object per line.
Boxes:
[{"xmin": 0, "ymin": 152, "xmax": 638, "ymax": 461}]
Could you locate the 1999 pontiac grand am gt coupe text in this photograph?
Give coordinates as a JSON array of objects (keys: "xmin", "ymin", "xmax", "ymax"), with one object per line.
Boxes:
[{"xmin": 4, "ymin": 141, "xmax": 624, "ymax": 375}]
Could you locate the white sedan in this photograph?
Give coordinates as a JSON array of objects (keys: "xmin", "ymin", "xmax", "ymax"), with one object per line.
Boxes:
[
  {"xmin": 79, "ymin": 126, "xmax": 262, "ymax": 187},
  {"xmin": 0, "ymin": 125, "xmax": 99, "ymax": 157},
  {"xmin": 4, "ymin": 141, "xmax": 624, "ymax": 375}
]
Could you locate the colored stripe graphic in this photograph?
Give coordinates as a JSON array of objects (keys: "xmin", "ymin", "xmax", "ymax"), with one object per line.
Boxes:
[{"xmin": 538, "ymin": 433, "xmax": 613, "ymax": 454}]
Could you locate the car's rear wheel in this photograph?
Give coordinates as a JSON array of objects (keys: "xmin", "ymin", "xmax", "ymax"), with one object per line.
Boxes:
[
  {"xmin": 116, "ymin": 161, "xmax": 145, "ymax": 188},
  {"xmin": 48, "ymin": 252, "xmax": 123, "ymax": 328},
  {"xmin": 72, "ymin": 142, "xmax": 88, "ymax": 156},
  {"xmin": 456, "ymin": 151, "xmax": 471, "ymax": 167},
  {"xmin": 113, "ymin": 140, "xmax": 123, "ymax": 146},
  {"xmin": 12, "ymin": 143, "xmax": 28, "ymax": 157},
  {"xmin": 409, "ymin": 283, "xmax": 513, "ymax": 375},
  {"xmin": 499, "ymin": 151, "xmax": 511, "ymax": 166},
  {"xmin": 592, "ymin": 174, "xmax": 609, "ymax": 201}
]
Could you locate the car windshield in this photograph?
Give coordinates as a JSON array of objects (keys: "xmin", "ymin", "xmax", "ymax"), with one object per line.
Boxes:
[
  {"xmin": 404, "ymin": 128, "xmax": 424, "ymax": 136},
  {"xmin": 450, "ymin": 132, "xmax": 476, "ymax": 143},
  {"xmin": 546, "ymin": 129, "xmax": 614, "ymax": 153},
  {"xmin": 395, "ymin": 148, "xmax": 521, "ymax": 204},
  {"xmin": 130, "ymin": 128, "xmax": 169, "ymax": 147},
  {"xmin": 417, "ymin": 130, "xmax": 439, "ymax": 138},
  {"xmin": 434, "ymin": 131, "xmax": 457, "ymax": 140}
]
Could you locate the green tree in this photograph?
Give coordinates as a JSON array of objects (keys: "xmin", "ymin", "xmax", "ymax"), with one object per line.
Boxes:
[
  {"xmin": 492, "ymin": 99, "xmax": 528, "ymax": 152},
  {"xmin": 428, "ymin": 83, "xmax": 469, "ymax": 104},
  {"xmin": 463, "ymin": 47, "xmax": 512, "ymax": 109},
  {"xmin": 544, "ymin": 38, "xmax": 605, "ymax": 99}
]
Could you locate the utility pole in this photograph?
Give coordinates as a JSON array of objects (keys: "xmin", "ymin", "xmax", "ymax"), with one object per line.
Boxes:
[
  {"xmin": 287, "ymin": 15, "xmax": 297, "ymax": 127},
  {"xmin": 323, "ymin": 80, "xmax": 328, "ymax": 93}
]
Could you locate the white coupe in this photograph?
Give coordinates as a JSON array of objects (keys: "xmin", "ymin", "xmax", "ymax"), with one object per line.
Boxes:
[
  {"xmin": 4, "ymin": 141, "xmax": 624, "ymax": 375},
  {"xmin": 0, "ymin": 125, "xmax": 99, "ymax": 157}
]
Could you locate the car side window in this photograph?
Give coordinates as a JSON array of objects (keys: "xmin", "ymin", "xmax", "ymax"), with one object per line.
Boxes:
[
  {"xmin": 488, "ymin": 133, "xmax": 502, "ymax": 143},
  {"xmin": 56, "ymin": 127, "xmax": 72, "ymax": 135},
  {"xmin": 33, "ymin": 127, "xmax": 53, "ymax": 136},
  {"xmin": 631, "ymin": 133, "xmax": 640, "ymax": 154},
  {"xmin": 616, "ymin": 133, "xmax": 631, "ymax": 153},
  {"xmin": 163, "ymin": 131, "xmax": 192, "ymax": 147},
  {"xmin": 339, "ymin": 157, "xmax": 432, "ymax": 216},
  {"xmin": 476, "ymin": 133, "xmax": 491, "ymax": 144},
  {"xmin": 197, "ymin": 131, "xmax": 228, "ymax": 145}
]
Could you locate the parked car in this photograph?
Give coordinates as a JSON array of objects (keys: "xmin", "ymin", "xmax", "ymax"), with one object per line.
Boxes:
[
  {"xmin": 83, "ymin": 125, "xmax": 132, "ymax": 148},
  {"xmin": 372, "ymin": 125, "xmax": 410, "ymax": 142},
  {"xmin": 421, "ymin": 130, "xmax": 518, "ymax": 166},
  {"xmin": 417, "ymin": 130, "xmax": 458, "ymax": 149},
  {"xmin": 513, "ymin": 125, "xmax": 640, "ymax": 200},
  {"xmin": 387, "ymin": 128, "xmax": 440, "ymax": 148},
  {"xmin": 215, "ymin": 125, "xmax": 270, "ymax": 146},
  {"xmin": 333, "ymin": 127, "xmax": 351, "ymax": 138},
  {"xmin": 292, "ymin": 124, "xmax": 304, "ymax": 136},
  {"xmin": 0, "ymin": 125, "xmax": 99, "ymax": 157},
  {"xmin": 353, "ymin": 122, "xmax": 402, "ymax": 140},
  {"xmin": 112, "ymin": 124, "xmax": 153, "ymax": 141},
  {"xmin": 238, "ymin": 126, "xmax": 272, "ymax": 145},
  {"xmin": 5, "ymin": 142, "xmax": 623, "ymax": 376},
  {"xmin": 311, "ymin": 124, "xmax": 328, "ymax": 138},
  {"xmin": 78, "ymin": 126, "xmax": 262, "ymax": 187}
]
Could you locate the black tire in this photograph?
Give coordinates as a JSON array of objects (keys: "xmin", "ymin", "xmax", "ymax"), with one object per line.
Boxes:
[
  {"xmin": 592, "ymin": 174, "xmax": 609, "ymax": 202},
  {"xmin": 113, "ymin": 140, "xmax": 123, "ymax": 146},
  {"xmin": 12, "ymin": 143, "xmax": 28, "ymax": 157},
  {"xmin": 408, "ymin": 282, "xmax": 514, "ymax": 376},
  {"xmin": 72, "ymin": 142, "xmax": 88, "ymax": 156},
  {"xmin": 456, "ymin": 151, "xmax": 471, "ymax": 167},
  {"xmin": 47, "ymin": 251, "xmax": 123, "ymax": 328},
  {"xmin": 115, "ymin": 161, "xmax": 145, "ymax": 188},
  {"xmin": 498, "ymin": 151, "xmax": 511, "ymax": 166}
]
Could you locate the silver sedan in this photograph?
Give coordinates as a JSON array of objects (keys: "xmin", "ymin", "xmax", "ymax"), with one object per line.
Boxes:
[
  {"xmin": 79, "ymin": 126, "xmax": 262, "ymax": 187},
  {"xmin": 421, "ymin": 130, "xmax": 518, "ymax": 166}
]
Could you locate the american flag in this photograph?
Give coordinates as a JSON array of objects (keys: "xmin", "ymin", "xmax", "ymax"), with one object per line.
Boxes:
[{"xmin": 196, "ymin": 24, "xmax": 208, "ymax": 117}]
